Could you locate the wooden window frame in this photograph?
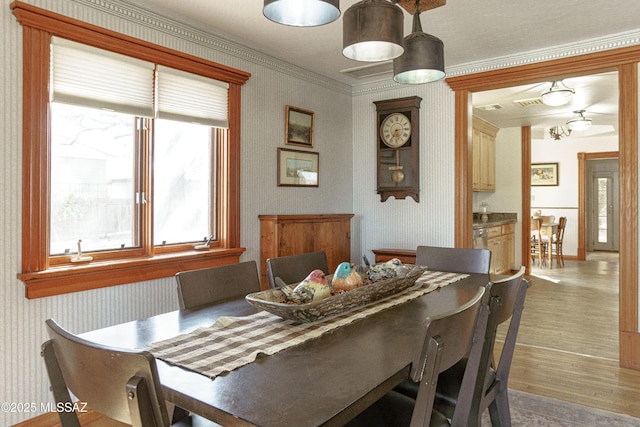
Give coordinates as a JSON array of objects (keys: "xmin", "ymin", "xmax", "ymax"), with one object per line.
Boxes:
[{"xmin": 11, "ymin": 2, "xmax": 251, "ymax": 298}]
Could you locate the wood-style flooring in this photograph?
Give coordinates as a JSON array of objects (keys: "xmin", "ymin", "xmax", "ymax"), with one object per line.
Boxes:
[{"xmin": 498, "ymin": 252, "xmax": 640, "ymax": 419}]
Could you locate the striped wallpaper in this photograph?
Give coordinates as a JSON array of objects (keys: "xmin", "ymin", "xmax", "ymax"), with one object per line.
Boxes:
[{"xmin": 2, "ymin": 0, "xmax": 640, "ymax": 424}]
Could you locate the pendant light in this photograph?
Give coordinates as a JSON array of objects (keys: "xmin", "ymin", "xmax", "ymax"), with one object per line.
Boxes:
[
  {"xmin": 393, "ymin": 3, "xmax": 445, "ymax": 84},
  {"xmin": 343, "ymin": 0, "xmax": 404, "ymax": 62},
  {"xmin": 549, "ymin": 125, "xmax": 571, "ymax": 140},
  {"xmin": 263, "ymin": 0, "xmax": 340, "ymax": 27},
  {"xmin": 566, "ymin": 110, "xmax": 592, "ymax": 131},
  {"xmin": 541, "ymin": 80, "xmax": 575, "ymax": 106}
]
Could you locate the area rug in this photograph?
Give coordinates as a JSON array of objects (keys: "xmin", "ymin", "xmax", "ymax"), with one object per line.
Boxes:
[{"xmin": 480, "ymin": 389, "xmax": 640, "ymax": 426}]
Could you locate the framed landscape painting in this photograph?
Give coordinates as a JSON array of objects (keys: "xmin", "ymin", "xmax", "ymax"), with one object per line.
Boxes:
[
  {"xmin": 277, "ymin": 148, "xmax": 319, "ymax": 187},
  {"xmin": 285, "ymin": 105, "xmax": 314, "ymax": 148},
  {"xmin": 531, "ymin": 163, "xmax": 559, "ymax": 186}
]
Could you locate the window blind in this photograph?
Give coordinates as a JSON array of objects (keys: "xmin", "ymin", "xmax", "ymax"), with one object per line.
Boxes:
[
  {"xmin": 51, "ymin": 37, "xmax": 155, "ymax": 117},
  {"xmin": 156, "ymin": 65, "xmax": 229, "ymax": 128}
]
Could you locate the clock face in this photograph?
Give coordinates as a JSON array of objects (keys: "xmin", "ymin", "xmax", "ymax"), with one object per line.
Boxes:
[{"xmin": 380, "ymin": 113, "xmax": 411, "ymax": 148}]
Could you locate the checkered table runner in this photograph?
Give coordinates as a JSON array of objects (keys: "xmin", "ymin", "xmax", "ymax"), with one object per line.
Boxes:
[{"xmin": 145, "ymin": 270, "xmax": 469, "ymax": 379}]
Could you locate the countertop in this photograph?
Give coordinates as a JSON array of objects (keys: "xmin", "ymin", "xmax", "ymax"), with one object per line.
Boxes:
[{"xmin": 472, "ymin": 212, "xmax": 517, "ymax": 229}]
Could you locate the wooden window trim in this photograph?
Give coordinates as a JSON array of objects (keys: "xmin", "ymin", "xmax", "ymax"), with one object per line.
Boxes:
[{"xmin": 11, "ymin": 1, "xmax": 251, "ymax": 298}]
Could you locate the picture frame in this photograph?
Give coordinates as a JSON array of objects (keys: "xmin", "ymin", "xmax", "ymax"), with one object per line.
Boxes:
[
  {"xmin": 531, "ymin": 163, "xmax": 559, "ymax": 186},
  {"xmin": 285, "ymin": 105, "xmax": 314, "ymax": 148},
  {"xmin": 277, "ymin": 148, "xmax": 319, "ymax": 187}
]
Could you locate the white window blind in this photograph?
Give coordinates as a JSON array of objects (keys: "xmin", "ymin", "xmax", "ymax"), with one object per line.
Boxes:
[
  {"xmin": 156, "ymin": 65, "xmax": 229, "ymax": 128},
  {"xmin": 51, "ymin": 37, "xmax": 155, "ymax": 117}
]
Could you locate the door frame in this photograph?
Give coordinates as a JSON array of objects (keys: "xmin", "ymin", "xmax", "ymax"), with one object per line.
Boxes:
[{"xmin": 447, "ymin": 47, "xmax": 639, "ymax": 370}]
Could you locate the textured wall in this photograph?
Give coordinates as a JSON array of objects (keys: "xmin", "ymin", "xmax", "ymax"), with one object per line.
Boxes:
[{"xmin": 351, "ymin": 82, "xmax": 457, "ymax": 263}]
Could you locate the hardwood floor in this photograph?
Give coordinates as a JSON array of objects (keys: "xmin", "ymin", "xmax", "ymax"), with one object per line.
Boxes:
[{"xmin": 498, "ymin": 252, "xmax": 640, "ymax": 419}]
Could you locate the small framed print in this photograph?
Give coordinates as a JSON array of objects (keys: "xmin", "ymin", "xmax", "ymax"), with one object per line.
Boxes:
[
  {"xmin": 285, "ymin": 105, "xmax": 314, "ymax": 148},
  {"xmin": 278, "ymin": 148, "xmax": 319, "ymax": 187},
  {"xmin": 531, "ymin": 163, "xmax": 559, "ymax": 186}
]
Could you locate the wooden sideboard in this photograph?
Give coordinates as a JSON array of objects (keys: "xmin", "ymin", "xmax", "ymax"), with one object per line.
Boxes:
[
  {"xmin": 372, "ymin": 248, "xmax": 417, "ymax": 264},
  {"xmin": 258, "ymin": 214, "xmax": 354, "ymax": 290}
]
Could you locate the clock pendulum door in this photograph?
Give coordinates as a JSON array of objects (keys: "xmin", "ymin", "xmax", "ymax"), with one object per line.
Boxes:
[{"xmin": 389, "ymin": 150, "xmax": 405, "ymax": 183}]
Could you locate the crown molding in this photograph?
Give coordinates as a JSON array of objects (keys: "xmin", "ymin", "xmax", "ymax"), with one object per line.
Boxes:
[
  {"xmin": 24, "ymin": 0, "xmax": 640, "ymax": 97},
  {"xmin": 446, "ymin": 29, "xmax": 640, "ymax": 77},
  {"xmin": 352, "ymin": 29, "xmax": 640, "ymax": 96}
]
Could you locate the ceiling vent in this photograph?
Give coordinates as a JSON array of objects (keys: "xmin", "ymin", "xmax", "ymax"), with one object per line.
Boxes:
[
  {"xmin": 513, "ymin": 97, "xmax": 545, "ymax": 107},
  {"xmin": 340, "ymin": 61, "xmax": 393, "ymax": 79},
  {"xmin": 476, "ymin": 104, "xmax": 503, "ymax": 111}
]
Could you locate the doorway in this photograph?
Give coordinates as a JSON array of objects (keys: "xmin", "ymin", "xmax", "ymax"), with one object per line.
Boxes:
[
  {"xmin": 586, "ymin": 158, "xmax": 620, "ymax": 252},
  {"xmin": 447, "ymin": 53, "xmax": 640, "ymax": 370}
]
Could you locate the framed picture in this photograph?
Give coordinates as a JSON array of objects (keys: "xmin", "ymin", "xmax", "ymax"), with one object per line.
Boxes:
[
  {"xmin": 278, "ymin": 148, "xmax": 319, "ymax": 187},
  {"xmin": 531, "ymin": 163, "xmax": 559, "ymax": 186},
  {"xmin": 285, "ymin": 105, "xmax": 314, "ymax": 148}
]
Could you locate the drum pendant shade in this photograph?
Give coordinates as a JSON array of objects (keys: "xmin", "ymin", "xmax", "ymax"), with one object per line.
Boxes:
[
  {"xmin": 393, "ymin": 12, "xmax": 445, "ymax": 84},
  {"xmin": 343, "ymin": 0, "xmax": 405, "ymax": 62},
  {"xmin": 263, "ymin": 0, "xmax": 340, "ymax": 27}
]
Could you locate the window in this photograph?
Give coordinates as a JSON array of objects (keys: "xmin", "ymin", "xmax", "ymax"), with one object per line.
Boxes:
[{"xmin": 13, "ymin": 3, "xmax": 250, "ymax": 298}]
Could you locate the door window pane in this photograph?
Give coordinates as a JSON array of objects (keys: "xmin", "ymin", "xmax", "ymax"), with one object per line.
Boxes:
[
  {"xmin": 597, "ymin": 177, "xmax": 608, "ymax": 243},
  {"xmin": 153, "ymin": 119, "xmax": 214, "ymax": 245},
  {"xmin": 50, "ymin": 103, "xmax": 137, "ymax": 254}
]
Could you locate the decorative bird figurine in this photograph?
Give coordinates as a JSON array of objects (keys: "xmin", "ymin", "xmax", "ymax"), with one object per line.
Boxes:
[
  {"xmin": 331, "ymin": 262, "xmax": 363, "ymax": 292},
  {"xmin": 280, "ymin": 269, "xmax": 331, "ymax": 304},
  {"xmin": 367, "ymin": 258, "xmax": 408, "ymax": 282}
]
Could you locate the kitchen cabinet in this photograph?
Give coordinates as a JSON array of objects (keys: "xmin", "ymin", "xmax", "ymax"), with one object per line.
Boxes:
[
  {"xmin": 259, "ymin": 214, "xmax": 354, "ymax": 290},
  {"xmin": 487, "ymin": 222, "xmax": 516, "ymax": 274},
  {"xmin": 472, "ymin": 117, "xmax": 499, "ymax": 192}
]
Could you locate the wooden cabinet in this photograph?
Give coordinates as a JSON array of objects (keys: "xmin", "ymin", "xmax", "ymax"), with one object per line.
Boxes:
[
  {"xmin": 487, "ymin": 222, "xmax": 516, "ymax": 275},
  {"xmin": 259, "ymin": 214, "xmax": 354, "ymax": 290},
  {"xmin": 472, "ymin": 117, "xmax": 499, "ymax": 192},
  {"xmin": 372, "ymin": 248, "xmax": 417, "ymax": 264}
]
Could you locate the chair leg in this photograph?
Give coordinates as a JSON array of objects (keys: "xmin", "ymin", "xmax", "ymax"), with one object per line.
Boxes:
[{"xmin": 488, "ymin": 388, "xmax": 511, "ymax": 427}]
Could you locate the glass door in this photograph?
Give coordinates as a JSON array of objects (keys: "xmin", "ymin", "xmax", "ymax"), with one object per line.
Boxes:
[{"xmin": 587, "ymin": 159, "xmax": 619, "ymax": 251}]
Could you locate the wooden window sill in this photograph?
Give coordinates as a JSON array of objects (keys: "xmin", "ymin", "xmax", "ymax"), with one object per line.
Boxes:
[{"xmin": 18, "ymin": 248, "xmax": 246, "ymax": 298}]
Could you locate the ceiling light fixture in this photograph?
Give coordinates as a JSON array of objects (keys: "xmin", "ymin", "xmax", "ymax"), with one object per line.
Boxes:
[
  {"xmin": 263, "ymin": 0, "xmax": 340, "ymax": 27},
  {"xmin": 566, "ymin": 109, "xmax": 592, "ymax": 131},
  {"xmin": 393, "ymin": 1, "xmax": 445, "ymax": 84},
  {"xmin": 540, "ymin": 80, "xmax": 575, "ymax": 106},
  {"xmin": 342, "ymin": 0, "xmax": 404, "ymax": 62},
  {"xmin": 549, "ymin": 125, "xmax": 571, "ymax": 140}
]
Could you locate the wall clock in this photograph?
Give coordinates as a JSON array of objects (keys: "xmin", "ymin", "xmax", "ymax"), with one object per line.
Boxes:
[{"xmin": 373, "ymin": 96, "xmax": 422, "ymax": 202}]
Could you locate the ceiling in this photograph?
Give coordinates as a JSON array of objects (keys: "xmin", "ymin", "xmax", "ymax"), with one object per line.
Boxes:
[
  {"xmin": 125, "ymin": 0, "xmax": 638, "ymax": 136},
  {"xmin": 472, "ymin": 72, "xmax": 619, "ymax": 140}
]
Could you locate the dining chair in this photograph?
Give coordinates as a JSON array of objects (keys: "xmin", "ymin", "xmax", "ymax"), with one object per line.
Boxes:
[
  {"xmin": 416, "ymin": 246, "xmax": 492, "ymax": 275},
  {"xmin": 433, "ymin": 266, "xmax": 528, "ymax": 427},
  {"xmin": 346, "ymin": 286, "xmax": 488, "ymax": 427},
  {"xmin": 175, "ymin": 261, "xmax": 261, "ymax": 310},
  {"xmin": 551, "ymin": 216, "xmax": 567, "ymax": 267},
  {"xmin": 530, "ymin": 217, "xmax": 547, "ymax": 267},
  {"xmin": 266, "ymin": 250, "xmax": 328, "ymax": 288},
  {"xmin": 42, "ymin": 318, "xmax": 221, "ymax": 427},
  {"xmin": 392, "ymin": 245, "xmax": 491, "ymax": 400},
  {"xmin": 540, "ymin": 214, "xmax": 556, "ymax": 224}
]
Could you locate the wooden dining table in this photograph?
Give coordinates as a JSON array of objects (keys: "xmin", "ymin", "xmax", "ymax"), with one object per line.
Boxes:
[{"xmin": 80, "ymin": 273, "xmax": 488, "ymax": 427}]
